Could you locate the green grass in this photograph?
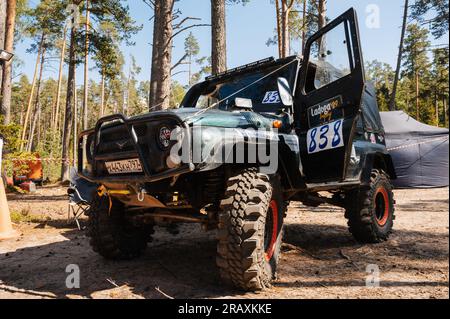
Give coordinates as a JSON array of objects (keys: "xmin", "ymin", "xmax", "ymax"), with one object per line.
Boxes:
[{"xmin": 10, "ymin": 209, "xmax": 51, "ymax": 224}]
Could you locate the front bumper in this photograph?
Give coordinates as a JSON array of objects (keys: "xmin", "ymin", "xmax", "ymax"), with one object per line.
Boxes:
[{"xmin": 78, "ymin": 113, "xmax": 194, "ymax": 184}]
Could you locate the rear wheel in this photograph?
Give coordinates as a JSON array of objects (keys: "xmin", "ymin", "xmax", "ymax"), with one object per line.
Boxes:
[
  {"xmin": 345, "ymin": 169, "xmax": 395, "ymax": 243},
  {"xmin": 87, "ymin": 195, "xmax": 152, "ymax": 260},
  {"xmin": 217, "ymin": 168, "xmax": 285, "ymax": 291}
]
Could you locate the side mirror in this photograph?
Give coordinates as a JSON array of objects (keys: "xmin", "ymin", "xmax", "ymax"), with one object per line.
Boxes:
[
  {"xmin": 277, "ymin": 77, "xmax": 293, "ymax": 107},
  {"xmin": 234, "ymin": 98, "xmax": 253, "ymax": 110}
]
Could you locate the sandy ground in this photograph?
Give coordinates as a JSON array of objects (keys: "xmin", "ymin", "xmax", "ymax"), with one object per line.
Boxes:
[{"xmin": 0, "ymin": 186, "xmax": 448, "ymax": 299}]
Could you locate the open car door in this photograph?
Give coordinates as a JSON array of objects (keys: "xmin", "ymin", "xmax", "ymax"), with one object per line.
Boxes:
[{"xmin": 296, "ymin": 8, "xmax": 366, "ymax": 183}]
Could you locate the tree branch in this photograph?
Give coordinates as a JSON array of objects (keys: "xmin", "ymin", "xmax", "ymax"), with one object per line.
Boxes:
[
  {"xmin": 170, "ymin": 24, "xmax": 210, "ymax": 41},
  {"xmin": 171, "ymin": 53, "xmax": 189, "ymax": 71},
  {"xmin": 173, "ymin": 17, "xmax": 201, "ymax": 30}
]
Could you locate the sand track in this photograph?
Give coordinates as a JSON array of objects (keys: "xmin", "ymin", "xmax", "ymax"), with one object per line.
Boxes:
[{"xmin": 1, "ymin": 187, "xmax": 448, "ymax": 299}]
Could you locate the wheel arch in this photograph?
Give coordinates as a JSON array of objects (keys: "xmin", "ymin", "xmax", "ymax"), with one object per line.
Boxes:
[
  {"xmin": 361, "ymin": 152, "xmax": 397, "ymax": 185},
  {"xmin": 198, "ymin": 139, "xmax": 306, "ymax": 192}
]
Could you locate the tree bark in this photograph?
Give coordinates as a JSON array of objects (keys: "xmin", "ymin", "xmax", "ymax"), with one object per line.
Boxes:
[
  {"xmin": 435, "ymin": 93, "xmax": 439, "ymax": 126},
  {"xmin": 20, "ymin": 34, "xmax": 44, "ymax": 151},
  {"xmin": 275, "ymin": 0, "xmax": 282, "ymax": 58},
  {"xmin": 149, "ymin": 0, "xmax": 161, "ymax": 109},
  {"xmin": 301, "ymin": 0, "xmax": 307, "ymax": 54},
  {"xmin": 61, "ymin": 27, "xmax": 76, "ymax": 181},
  {"xmin": 53, "ymin": 27, "xmax": 67, "ymax": 131},
  {"xmin": 154, "ymin": 0, "xmax": 174, "ymax": 110},
  {"xmin": 211, "ymin": 0, "xmax": 227, "ymax": 74},
  {"xmin": 444, "ymin": 97, "xmax": 447, "ymax": 128},
  {"xmin": 0, "ymin": 0, "xmax": 6, "ymax": 92},
  {"xmin": 83, "ymin": 0, "xmax": 90, "ymax": 130},
  {"xmin": 318, "ymin": 0, "xmax": 327, "ymax": 30},
  {"xmin": 280, "ymin": 0, "xmax": 295, "ymax": 58},
  {"xmin": 100, "ymin": 70, "xmax": 105, "ymax": 117},
  {"xmin": 27, "ymin": 44, "xmax": 47, "ymax": 152},
  {"xmin": 1, "ymin": 0, "xmax": 17, "ymax": 125},
  {"xmin": 73, "ymin": 67, "xmax": 78, "ymax": 168},
  {"xmin": 389, "ymin": 0, "xmax": 409, "ymax": 111},
  {"xmin": 415, "ymin": 71, "xmax": 420, "ymax": 121}
]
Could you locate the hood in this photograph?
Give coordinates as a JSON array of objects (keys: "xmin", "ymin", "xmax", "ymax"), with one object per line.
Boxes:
[{"xmin": 132, "ymin": 108, "xmax": 273, "ymax": 129}]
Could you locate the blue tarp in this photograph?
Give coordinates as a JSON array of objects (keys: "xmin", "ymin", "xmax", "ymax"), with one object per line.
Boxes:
[{"xmin": 380, "ymin": 111, "xmax": 449, "ymax": 188}]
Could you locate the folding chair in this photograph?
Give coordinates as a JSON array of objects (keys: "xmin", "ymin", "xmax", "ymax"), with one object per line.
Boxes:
[{"xmin": 67, "ymin": 168, "xmax": 97, "ymax": 230}]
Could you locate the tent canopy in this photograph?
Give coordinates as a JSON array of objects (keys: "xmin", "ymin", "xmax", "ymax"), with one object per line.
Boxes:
[
  {"xmin": 380, "ymin": 111, "xmax": 449, "ymax": 189},
  {"xmin": 380, "ymin": 111, "xmax": 449, "ymax": 137}
]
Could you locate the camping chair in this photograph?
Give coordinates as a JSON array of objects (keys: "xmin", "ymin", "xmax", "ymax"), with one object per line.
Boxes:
[{"xmin": 67, "ymin": 168, "xmax": 97, "ymax": 230}]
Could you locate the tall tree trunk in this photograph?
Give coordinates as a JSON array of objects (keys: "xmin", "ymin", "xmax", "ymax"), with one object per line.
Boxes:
[
  {"xmin": 73, "ymin": 68, "xmax": 78, "ymax": 168},
  {"xmin": 83, "ymin": 0, "xmax": 90, "ymax": 130},
  {"xmin": 1, "ymin": 0, "xmax": 16, "ymax": 124},
  {"xmin": 435, "ymin": 92, "xmax": 439, "ymax": 126},
  {"xmin": 53, "ymin": 27, "xmax": 67, "ymax": 132},
  {"xmin": 20, "ymin": 34, "xmax": 44, "ymax": 151},
  {"xmin": 275, "ymin": 0, "xmax": 282, "ymax": 58},
  {"xmin": 61, "ymin": 27, "xmax": 76, "ymax": 181},
  {"xmin": 318, "ymin": 0, "xmax": 327, "ymax": 29},
  {"xmin": 100, "ymin": 70, "xmax": 105, "ymax": 117},
  {"xmin": 188, "ymin": 54, "xmax": 192, "ymax": 86},
  {"xmin": 389, "ymin": 0, "xmax": 409, "ymax": 111},
  {"xmin": 280, "ymin": 0, "xmax": 295, "ymax": 58},
  {"xmin": 27, "ymin": 44, "xmax": 47, "ymax": 152},
  {"xmin": 301, "ymin": 0, "xmax": 307, "ymax": 55},
  {"xmin": 281, "ymin": 1, "xmax": 289, "ymax": 58},
  {"xmin": 444, "ymin": 97, "xmax": 447, "ymax": 128},
  {"xmin": 149, "ymin": 1, "xmax": 162, "ymax": 109},
  {"xmin": 415, "ymin": 71, "xmax": 420, "ymax": 121},
  {"xmin": 126, "ymin": 71, "xmax": 131, "ymax": 116},
  {"xmin": 211, "ymin": 0, "xmax": 227, "ymax": 75},
  {"xmin": 154, "ymin": 0, "xmax": 174, "ymax": 110},
  {"xmin": 0, "ymin": 0, "xmax": 6, "ymax": 93}
]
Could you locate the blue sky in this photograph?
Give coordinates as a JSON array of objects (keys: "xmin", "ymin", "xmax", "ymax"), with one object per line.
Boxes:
[{"xmin": 13, "ymin": 0, "xmax": 448, "ymax": 87}]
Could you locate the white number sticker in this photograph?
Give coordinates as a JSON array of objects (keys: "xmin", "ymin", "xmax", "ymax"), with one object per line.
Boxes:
[
  {"xmin": 262, "ymin": 91, "xmax": 281, "ymax": 104},
  {"xmin": 307, "ymin": 119, "xmax": 344, "ymax": 154}
]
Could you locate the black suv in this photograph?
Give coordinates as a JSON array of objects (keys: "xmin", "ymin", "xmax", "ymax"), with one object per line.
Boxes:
[{"xmin": 79, "ymin": 9, "xmax": 396, "ymax": 291}]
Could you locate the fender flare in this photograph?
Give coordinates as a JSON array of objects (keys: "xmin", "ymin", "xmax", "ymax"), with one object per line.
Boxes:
[{"xmin": 360, "ymin": 152, "xmax": 397, "ymax": 185}]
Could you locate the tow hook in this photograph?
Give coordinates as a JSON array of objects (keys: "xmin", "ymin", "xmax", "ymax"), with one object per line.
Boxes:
[{"xmin": 137, "ymin": 187, "xmax": 147, "ymax": 202}]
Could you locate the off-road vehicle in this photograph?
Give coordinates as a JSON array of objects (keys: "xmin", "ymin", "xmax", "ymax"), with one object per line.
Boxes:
[{"xmin": 78, "ymin": 9, "xmax": 396, "ymax": 291}]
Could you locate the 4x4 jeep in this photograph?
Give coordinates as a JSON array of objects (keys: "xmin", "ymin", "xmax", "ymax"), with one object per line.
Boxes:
[{"xmin": 79, "ymin": 9, "xmax": 396, "ymax": 291}]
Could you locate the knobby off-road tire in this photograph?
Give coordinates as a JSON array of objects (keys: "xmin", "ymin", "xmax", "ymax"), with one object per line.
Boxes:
[
  {"xmin": 87, "ymin": 195, "xmax": 152, "ymax": 260},
  {"xmin": 345, "ymin": 169, "xmax": 395, "ymax": 243},
  {"xmin": 217, "ymin": 168, "xmax": 286, "ymax": 291}
]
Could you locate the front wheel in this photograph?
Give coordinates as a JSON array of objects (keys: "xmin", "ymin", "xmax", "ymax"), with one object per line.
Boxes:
[
  {"xmin": 87, "ymin": 195, "xmax": 152, "ymax": 260},
  {"xmin": 216, "ymin": 169, "xmax": 285, "ymax": 291},
  {"xmin": 345, "ymin": 169, "xmax": 395, "ymax": 243}
]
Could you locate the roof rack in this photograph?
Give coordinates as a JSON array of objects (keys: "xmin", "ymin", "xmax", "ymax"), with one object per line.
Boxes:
[{"xmin": 205, "ymin": 57, "xmax": 275, "ymax": 82}]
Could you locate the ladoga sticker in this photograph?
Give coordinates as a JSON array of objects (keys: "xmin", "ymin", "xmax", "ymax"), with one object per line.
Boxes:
[
  {"xmin": 307, "ymin": 119, "xmax": 344, "ymax": 154},
  {"xmin": 308, "ymin": 96, "xmax": 344, "ymax": 127}
]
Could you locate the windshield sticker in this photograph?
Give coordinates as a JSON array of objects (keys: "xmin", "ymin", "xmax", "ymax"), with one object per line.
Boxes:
[
  {"xmin": 262, "ymin": 91, "xmax": 281, "ymax": 104},
  {"xmin": 308, "ymin": 95, "xmax": 344, "ymax": 127}
]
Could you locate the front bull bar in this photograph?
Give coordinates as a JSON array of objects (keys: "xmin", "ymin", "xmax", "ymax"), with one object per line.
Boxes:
[{"xmin": 77, "ymin": 113, "xmax": 195, "ymax": 184}]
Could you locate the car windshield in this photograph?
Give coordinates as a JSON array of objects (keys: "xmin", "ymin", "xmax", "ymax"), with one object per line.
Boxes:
[{"xmin": 187, "ymin": 62, "xmax": 298, "ymax": 114}]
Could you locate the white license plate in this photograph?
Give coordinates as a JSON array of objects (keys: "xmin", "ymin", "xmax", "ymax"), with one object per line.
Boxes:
[{"xmin": 105, "ymin": 159, "xmax": 143, "ymax": 174}]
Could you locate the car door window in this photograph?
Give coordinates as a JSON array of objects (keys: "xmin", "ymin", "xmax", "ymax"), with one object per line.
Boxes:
[{"xmin": 306, "ymin": 21, "xmax": 354, "ymax": 93}]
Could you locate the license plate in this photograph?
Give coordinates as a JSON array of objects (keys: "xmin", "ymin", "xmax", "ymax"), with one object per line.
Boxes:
[{"xmin": 105, "ymin": 159, "xmax": 143, "ymax": 174}]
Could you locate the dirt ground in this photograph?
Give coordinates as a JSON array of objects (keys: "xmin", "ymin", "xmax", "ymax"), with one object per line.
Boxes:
[{"xmin": 0, "ymin": 186, "xmax": 448, "ymax": 299}]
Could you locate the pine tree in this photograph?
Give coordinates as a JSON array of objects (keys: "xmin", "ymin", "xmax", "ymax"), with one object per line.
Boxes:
[{"xmin": 402, "ymin": 24, "xmax": 431, "ymax": 121}]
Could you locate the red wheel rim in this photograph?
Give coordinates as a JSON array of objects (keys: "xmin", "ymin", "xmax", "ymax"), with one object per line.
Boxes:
[
  {"xmin": 265, "ymin": 200, "xmax": 279, "ymax": 261},
  {"xmin": 375, "ymin": 187, "xmax": 389, "ymax": 227}
]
